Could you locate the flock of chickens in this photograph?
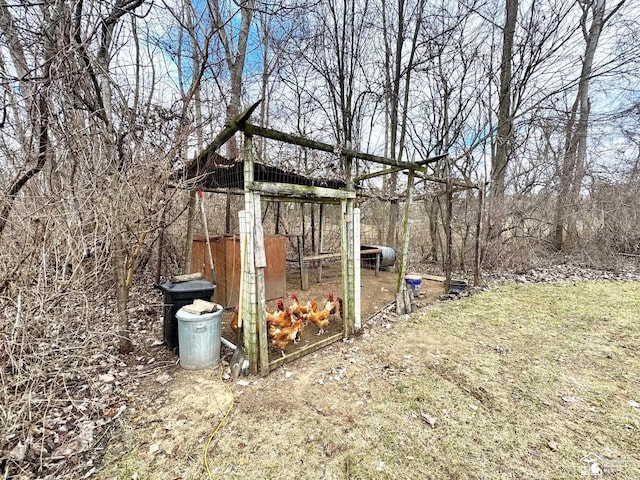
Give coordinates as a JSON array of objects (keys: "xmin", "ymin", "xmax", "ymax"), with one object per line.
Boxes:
[{"xmin": 230, "ymin": 291, "xmax": 343, "ymax": 357}]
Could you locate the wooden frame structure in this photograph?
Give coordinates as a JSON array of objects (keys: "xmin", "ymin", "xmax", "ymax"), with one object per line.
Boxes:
[{"xmin": 187, "ymin": 100, "xmax": 478, "ymax": 375}]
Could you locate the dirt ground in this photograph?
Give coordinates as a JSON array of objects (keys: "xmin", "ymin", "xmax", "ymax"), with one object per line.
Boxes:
[
  {"xmin": 97, "ymin": 266, "xmax": 446, "ymax": 479},
  {"xmin": 219, "ymin": 262, "xmax": 445, "ymax": 363}
]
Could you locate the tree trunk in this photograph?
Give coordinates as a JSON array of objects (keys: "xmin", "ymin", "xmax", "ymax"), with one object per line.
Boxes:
[
  {"xmin": 96, "ymin": 0, "xmax": 145, "ymax": 354},
  {"xmin": 0, "ymin": 0, "xmax": 56, "ymax": 238},
  {"xmin": 490, "ymin": 0, "xmax": 518, "ymax": 200},
  {"xmin": 213, "ymin": 0, "xmax": 256, "ymax": 159},
  {"xmin": 553, "ymin": 0, "xmax": 612, "ymax": 251}
]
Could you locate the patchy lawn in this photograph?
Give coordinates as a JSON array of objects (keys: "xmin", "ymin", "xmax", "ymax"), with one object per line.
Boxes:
[{"xmin": 98, "ymin": 282, "xmax": 640, "ymax": 479}]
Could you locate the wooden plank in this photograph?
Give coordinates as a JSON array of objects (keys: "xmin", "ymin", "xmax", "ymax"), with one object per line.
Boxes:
[
  {"xmin": 302, "ymin": 248, "xmax": 380, "ymax": 262},
  {"xmin": 414, "ymin": 171, "xmax": 477, "ymax": 190},
  {"xmin": 303, "ymin": 252, "xmax": 341, "ymax": 261},
  {"xmin": 252, "ymin": 195, "xmax": 341, "ymax": 205},
  {"xmin": 188, "ymin": 100, "xmax": 261, "ymax": 172},
  {"xmin": 235, "ymin": 121, "xmax": 446, "ymax": 170},
  {"xmin": 268, "ymin": 332, "xmax": 343, "ymax": 370},
  {"xmin": 422, "ymin": 274, "xmax": 446, "ymax": 282},
  {"xmin": 344, "ymin": 198, "xmax": 355, "ymax": 337},
  {"xmin": 248, "ymin": 181, "xmax": 355, "ymax": 200},
  {"xmin": 354, "ymin": 155, "xmax": 447, "ymax": 182}
]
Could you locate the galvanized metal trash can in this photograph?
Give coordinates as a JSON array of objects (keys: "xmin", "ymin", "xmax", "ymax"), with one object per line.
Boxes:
[
  {"xmin": 154, "ymin": 279, "xmax": 216, "ymax": 353},
  {"xmin": 176, "ymin": 304, "xmax": 223, "ymax": 369}
]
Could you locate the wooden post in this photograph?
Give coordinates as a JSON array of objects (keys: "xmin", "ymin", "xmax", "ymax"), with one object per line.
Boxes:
[
  {"xmin": 353, "ymin": 207, "xmax": 361, "ymax": 331},
  {"xmin": 252, "ymin": 194, "xmax": 268, "ymax": 376},
  {"xmin": 342, "ymin": 148, "xmax": 355, "ymax": 337},
  {"xmin": 275, "ymin": 201, "xmax": 281, "ymax": 235},
  {"xmin": 395, "ymin": 169, "xmax": 415, "ymax": 314},
  {"xmin": 183, "ymin": 190, "xmax": 197, "ymax": 273},
  {"xmin": 242, "ymin": 133, "xmax": 259, "ymax": 374},
  {"xmin": 225, "ymin": 191, "xmax": 232, "ymax": 234},
  {"xmin": 341, "ymin": 200, "xmax": 350, "ymax": 336},
  {"xmin": 445, "ymin": 158, "xmax": 453, "ymax": 294},
  {"xmin": 298, "ymin": 236, "xmax": 309, "ymax": 291},
  {"xmin": 317, "ymin": 204, "xmax": 324, "ymax": 282},
  {"xmin": 474, "ymin": 177, "xmax": 484, "ymax": 286},
  {"xmin": 311, "ymin": 203, "xmax": 316, "ymax": 254}
]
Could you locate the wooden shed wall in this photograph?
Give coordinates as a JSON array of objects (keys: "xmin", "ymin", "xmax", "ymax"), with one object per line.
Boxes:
[{"xmin": 191, "ymin": 234, "xmax": 286, "ymax": 307}]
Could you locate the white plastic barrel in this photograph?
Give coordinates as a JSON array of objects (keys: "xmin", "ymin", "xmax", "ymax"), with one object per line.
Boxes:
[{"xmin": 176, "ymin": 304, "xmax": 223, "ymax": 369}]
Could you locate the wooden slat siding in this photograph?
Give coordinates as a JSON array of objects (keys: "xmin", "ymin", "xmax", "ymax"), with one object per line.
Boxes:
[
  {"xmin": 190, "ymin": 234, "xmax": 209, "ymax": 278},
  {"xmin": 191, "ymin": 234, "xmax": 286, "ymax": 307},
  {"xmin": 263, "ymin": 235, "xmax": 286, "ymax": 300}
]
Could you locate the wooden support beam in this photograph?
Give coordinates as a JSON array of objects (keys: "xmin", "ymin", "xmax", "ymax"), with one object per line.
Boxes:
[
  {"xmin": 414, "ymin": 171, "xmax": 477, "ymax": 190},
  {"xmin": 302, "ymin": 248, "xmax": 380, "ymax": 262},
  {"xmin": 354, "ymin": 154, "xmax": 447, "ymax": 182},
  {"xmin": 233, "ymin": 121, "xmax": 445, "ymax": 170},
  {"xmin": 188, "ymin": 100, "xmax": 262, "ymax": 172},
  {"xmin": 268, "ymin": 332, "xmax": 343, "ymax": 370},
  {"xmin": 248, "ymin": 181, "xmax": 355, "ymax": 200},
  {"xmin": 251, "ymin": 195, "xmax": 341, "ymax": 205}
]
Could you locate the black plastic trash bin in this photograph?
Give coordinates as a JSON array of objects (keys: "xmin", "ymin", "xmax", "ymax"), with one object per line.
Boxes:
[{"xmin": 154, "ymin": 279, "xmax": 216, "ymax": 353}]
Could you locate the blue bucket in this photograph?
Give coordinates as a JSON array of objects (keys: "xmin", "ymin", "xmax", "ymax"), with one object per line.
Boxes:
[{"xmin": 405, "ymin": 274, "xmax": 422, "ymax": 297}]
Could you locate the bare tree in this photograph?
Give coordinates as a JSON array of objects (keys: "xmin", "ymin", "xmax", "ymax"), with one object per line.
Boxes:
[
  {"xmin": 211, "ymin": 0, "xmax": 257, "ymax": 159},
  {"xmin": 491, "ymin": 0, "xmax": 518, "ymax": 200},
  {"xmin": 0, "ymin": 0, "xmax": 63, "ymax": 238},
  {"xmin": 553, "ymin": 0, "xmax": 627, "ymax": 251}
]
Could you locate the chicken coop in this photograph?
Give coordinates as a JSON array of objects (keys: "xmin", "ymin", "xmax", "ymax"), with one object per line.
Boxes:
[{"xmin": 175, "ymin": 100, "xmax": 476, "ymax": 376}]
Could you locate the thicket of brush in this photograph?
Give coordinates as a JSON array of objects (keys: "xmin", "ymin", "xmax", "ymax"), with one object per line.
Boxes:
[{"xmin": 2, "ymin": 177, "xmax": 640, "ymax": 478}]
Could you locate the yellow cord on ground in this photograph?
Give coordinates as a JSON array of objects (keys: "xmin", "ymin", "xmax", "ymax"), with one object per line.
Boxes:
[{"xmin": 203, "ymin": 364, "xmax": 235, "ymax": 478}]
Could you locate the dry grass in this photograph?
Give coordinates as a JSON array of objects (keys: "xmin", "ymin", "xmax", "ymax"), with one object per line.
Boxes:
[{"xmin": 98, "ymin": 281, "xmax": 640, "ymax": 480}]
